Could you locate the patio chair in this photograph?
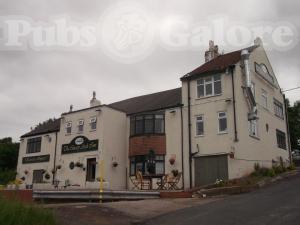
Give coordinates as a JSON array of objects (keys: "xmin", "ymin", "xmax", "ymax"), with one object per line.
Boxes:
[
  {"xmin": 136, "ymin": 171, "xmax": 151, "ymax": 190},
  {"xmin": 129, "ymin": 176, "xmax": 140, "ymax": 190},
  {"xmin": 156, "ymin": 174, "xmax": 168, "ymax": 190},
  {"xmin": 168, "ymin": 172, "xmax": 182, "ymax": 190}
]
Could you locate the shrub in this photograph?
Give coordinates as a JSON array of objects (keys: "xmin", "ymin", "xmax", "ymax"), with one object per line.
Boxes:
[
  {"xmin": 0, "ymin": 197, "xmax": 58, "ymax": 225},
  {"xmin": 0, "ymin": 170, "xmax": 17, "ymax": 185},
  {"xmin": 287, "ymin": 163, "xmax": 296, "ymax": 171}
]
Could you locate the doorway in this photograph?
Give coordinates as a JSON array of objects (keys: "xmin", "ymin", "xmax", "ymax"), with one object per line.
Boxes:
[{"xmin": 86, "ymin": 158, "xmax": 96, "ymax": 182}]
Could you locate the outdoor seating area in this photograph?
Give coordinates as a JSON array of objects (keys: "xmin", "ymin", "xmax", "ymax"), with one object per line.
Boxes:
[{"xmin": 130, "ymin": 171, "xmax": 182, "ymax": 191}]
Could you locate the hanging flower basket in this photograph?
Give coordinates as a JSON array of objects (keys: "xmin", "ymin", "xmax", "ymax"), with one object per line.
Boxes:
[
  {"xmin": 112, "ymin": 161, "xmax": 118, "ymax": 167},
  {"xmin": 169, "ymin": 157, "xmax": 175, "ymax": 165},
  {"xmin": 24, "ymin": 170, "xmax": 29, "ymax": 175}
]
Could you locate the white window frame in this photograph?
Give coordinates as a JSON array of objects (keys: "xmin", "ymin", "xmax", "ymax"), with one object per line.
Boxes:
[
  {"xmin": 274, "ymin": 99, "xmax": 284, "ymax": 119},
  {"xmin": 218, "ymin": 112, "xmax": 228, "ymax": 134},
  {"xmin": 90, "ymin": 117, "xmax": 97, "ymax": 131},
  {"xmin": 66, "ymin": 121, "xmax": 72, "ymax": 134},
  {"xmin": 249, "ymin": 119, "xmax": 258, "ymax": 138},
  {"xmin": 197, "ymin": 74, "xmax": 222, "ymax": 98},
  {"xmin": 261, "ymin": 89, "xmax": 268, "ymax": 109},
  {"xmin": 196, "ymin": 115, "xmax": 204, "ymax": 136},
  {"xmin": 78, "ymin": 119, "xmax": 84, "ymax": 133}
]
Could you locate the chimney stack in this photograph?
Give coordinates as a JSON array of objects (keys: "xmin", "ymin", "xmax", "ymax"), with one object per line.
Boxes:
[
  {"xmin": 90, "ymin": 91, "xmax": 101, "ymax": 107},
  {"xmin": 205, "ymin": 40, "xmax": 219, "ymax": 62}
]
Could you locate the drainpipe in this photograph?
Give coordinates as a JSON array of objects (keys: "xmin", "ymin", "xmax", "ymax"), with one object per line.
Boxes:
[
  {"xmin": 241, "ymin": 49, "xmax": 257, "ymax": 119},
  {"xmin": 52, "ymin": 131, "xmax": 58, "ymax": 185},
  {"xmin": 180, "ymin": 105, "xmax": 185, "ymax": 189},
  {"xmin": 283, "ymin": 94, "xmax": 292, "ymax": 165},
  {"xmin": 187, "ymin": 80, "xmax": 193, "ymax": 188},
  {"xmin": 230, "ymin": 65, "xmax": 238, "ymax": 142}
]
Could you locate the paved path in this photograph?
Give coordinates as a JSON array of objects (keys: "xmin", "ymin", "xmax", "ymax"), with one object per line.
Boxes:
[{"xmin": 144, "ymin": 171, "xmax": 300, "ymax": 225}]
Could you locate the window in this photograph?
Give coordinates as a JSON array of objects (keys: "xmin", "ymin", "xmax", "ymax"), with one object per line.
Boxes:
[
  {"xmin": 66, "ymin": 122, "xmax": 72, "ymax": 134},
  {"xmin": 155, "ymin": 115, "xmax": 164, "ymax": 134},
  {"xmin": 218, "ymin": 112, "xmax": 227, "ymax": 133},
  {"xmin": 261, "ymin": 89, "xmax": 268, "ymax": 109},
  {"xmin": 32, "ymin": 170, "xmax": 44, "ymax": 183},
  {"xmin": 249, "ymin": 120, "xmax": 258, "ymax": 137},
  {"xmin": 130, "ymin": 114, "xmax": 165, "ymax": 136},
  {"xmin": 196, "ymin": 115, "xmax": 204, "ymax": 136},
  {"xmin": 274, "ymin": 99, "xmax": 284, "ymax": 119},
  {"xmin": 78, "ymin": 120, "xmax": 84, "ymax": 133},
  {"xmin": 26, "ymin": 137, "xmax": 42, "ymax": 153},
  {"xmin": 129, "ymin": 155, "xmax": 165, "ymax": 176},
  {"xmin": 90, "ymin": 117, "xmax": 97, "ymax": 130},
  {"xmin": 276, "ymin": 129, "xmax": 287, "ymax": 150},
  {"xmin": 197, "ymin": 74, "xmax": 222, "ymax": 98}
]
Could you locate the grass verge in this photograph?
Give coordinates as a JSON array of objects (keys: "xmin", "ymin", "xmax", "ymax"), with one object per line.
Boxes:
[{"xmin": 0, "ymin": 196, "xmax": 58, "ymax": 225}]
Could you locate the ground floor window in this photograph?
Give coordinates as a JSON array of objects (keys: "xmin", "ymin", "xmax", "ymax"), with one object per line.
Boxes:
[
  {"xmin": 130, "ymin": 155, "xmax": 165, "ymax": 176},
  {"xmin": 276, "ymin": 129, "xmax": 287, "ymax": 150},
  {"xmin": 32, "ymin": 170, "xmax": 44, "ymax": 183}
]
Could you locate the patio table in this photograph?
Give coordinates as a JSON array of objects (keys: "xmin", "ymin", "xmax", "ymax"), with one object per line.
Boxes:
[{"xmin": 142, "ymin": 174, "xmax": 164, "ymax": 190}]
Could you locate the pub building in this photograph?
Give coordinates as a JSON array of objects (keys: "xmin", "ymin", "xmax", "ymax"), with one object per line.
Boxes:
[{"xmin": 17, "ymin": 40, "xmax": 291, "ymax": 190}]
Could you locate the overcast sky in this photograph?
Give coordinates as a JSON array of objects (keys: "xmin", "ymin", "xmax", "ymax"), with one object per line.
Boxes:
[{"xmin": 0, "ymin": 0, "xmax": 299, "ymax": 141}]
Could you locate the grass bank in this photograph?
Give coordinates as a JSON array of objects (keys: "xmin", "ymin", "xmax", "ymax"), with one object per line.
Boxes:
[{"xmin": 0, "ymin": 197, "xmax": 58, "ymax": 225}]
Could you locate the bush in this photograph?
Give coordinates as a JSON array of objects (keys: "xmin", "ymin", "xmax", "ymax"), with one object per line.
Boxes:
[
  {"xmin": 287, "ymin": 163, "xmax": 296, "ymax": 171},
  {"xmin": 0, "ymin": 170, "xmax": 17, "ymax": 185},
  {"xmin": 0, "ymin": 197, "xmax": 58, "ymax": 225}
]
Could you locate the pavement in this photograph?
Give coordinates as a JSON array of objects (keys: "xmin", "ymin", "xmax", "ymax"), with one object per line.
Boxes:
[{"xmin": 143, "ymin": 169, "xmax": 300, "ymax": 225}]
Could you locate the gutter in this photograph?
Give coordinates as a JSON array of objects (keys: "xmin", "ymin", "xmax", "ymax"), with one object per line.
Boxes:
[
  {"xmin": 187, "ymin": 80, "xmax": 193, "ymax": 188},
  {"xmin": 180, "ymin": 105, "xmax": 185, "ymax": 189},
  {"xmin": 52, "ymin": 131, "xmax": 58, "ymax": 185},
  {"xmin": 283, "ymin": 94, "xmax": 292, "ymax": 164},
  {"xmin": 230, "ymin": 65, "xmax": 238, "ymax": 142}
]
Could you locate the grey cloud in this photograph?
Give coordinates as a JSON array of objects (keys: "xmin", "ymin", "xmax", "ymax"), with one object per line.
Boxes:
[{"xmin": 0, "ymin": 0, "xmax": 299, "ymax": 140}]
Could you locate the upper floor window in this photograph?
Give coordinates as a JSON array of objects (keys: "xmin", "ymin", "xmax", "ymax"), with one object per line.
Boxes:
[
  {"xmin": 274, "ymin": 99, "xmax": 284, "ymax": 119},
  {"xmin": 26, "ymin": 137, "xmax": 42, "ymax": 154},
  {"xmin": 196, "ymin": 115, "xmax": 204, "ymax": 136},
  {"xmin": 78, "ymin": 120, "xmax": 84, "ymax": 133},
  {"xmin": 66, "ymin": 122, "xmax": 72, "ymax": 134},
  {"xmin": 218, "ymin": 112, "xmax": 227, "ymax": 133},
  {"xmin": 130, "ymin": 114, "xmax": 164, "ymax": 136},
  {"xmin": 249, "ymin": 120, "xmax": 258, "ymax": 137},
  {"xmin": 197, "ymin": 74, "xmax": 222, "ymax": 98},
  {"xmin": 261, "ymin": 89, "xmax": 268, "ymax": 109},
  {"xmin": 90, "ymin": 117, "xmax": 97, "ymax": 130},
  {"xmin": 276, "ymin": 129, "xmax": 286, "ymax": 150}
]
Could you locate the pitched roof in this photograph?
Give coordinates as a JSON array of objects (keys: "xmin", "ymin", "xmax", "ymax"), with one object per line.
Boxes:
[
  {"xmin": 109, "ymin": 88, "xmax": 182, "ymax": 115},
  {"xmin": 181, "ymin": 46, "xmax": 257, "ymax": 81},
  {"xmin": 21, "ymin": 118, "xmax": 61, "ymax": 138}
]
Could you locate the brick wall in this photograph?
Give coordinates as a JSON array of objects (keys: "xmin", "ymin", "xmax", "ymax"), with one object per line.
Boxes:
[
  {"xmin": 129, "ymin": 135, "xmax": 166, "ymax": 156},
  {"xmin": 0, "ymin": 190, "xmax": 33, "ymax": 203}
]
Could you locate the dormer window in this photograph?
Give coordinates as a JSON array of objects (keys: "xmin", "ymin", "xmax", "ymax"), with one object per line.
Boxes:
[
  {"xmin": 78, "ymin": 120, "xmax": 84, "ymax": 133},
  {"xmin": 66, "ymin": 122, "xmax": 72, "ymax": 134},
  {"xmin": 197, "ymin": 74, "xmax": 222, "ymax": 98}
]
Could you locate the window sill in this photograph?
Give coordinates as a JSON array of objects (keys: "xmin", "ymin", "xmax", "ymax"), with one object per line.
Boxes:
[
  {"xmin": 130, "ymin": 133, "xmax": 165, "ymax": 138},
  {"xmin": 195, "ymin": 135, "xmax": 204, "ymax": 138},
  {"xmin": 218, "ymin": 131, "xmax": 228, "ymax": 135},
  {"xmin": 275, "ymin": 114, "xmax": 284, "ymax": 120},
  {"xmin": 90, "ymin": 129, "xmax": 96, "ymax": 132},
  {"xmin": 65, "ymin": 133, "xmax": 71, "ymax": 136},
  {"xmin": 196, "ymin": 94, "xmax": 222, "ymax": 100},
  {"xmin": 249, "ymin": 135, "xmax": 260, "ymax": 140}
]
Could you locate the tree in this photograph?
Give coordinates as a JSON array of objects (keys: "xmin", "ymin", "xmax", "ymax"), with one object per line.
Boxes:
[
  {"xmin": 0, "ymin": 137, "xmax": 19, "ymax": 184},
  {"xmin": 287, "ymin": 100, "xmax": 300, "ymax": 150}
]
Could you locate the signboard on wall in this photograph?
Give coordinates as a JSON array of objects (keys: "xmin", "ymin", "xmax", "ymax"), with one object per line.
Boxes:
[
  {"xmin": 22, "ymin": 154, "xmax": 50, "ymax": 164},
  {"xmin": 62, "ymin": 136, "xmax": 99, "ymax": 154}
]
